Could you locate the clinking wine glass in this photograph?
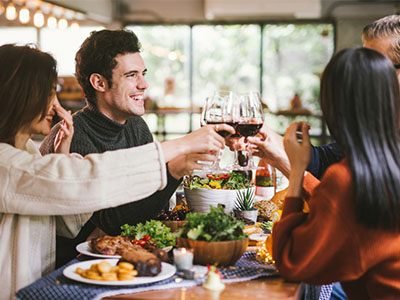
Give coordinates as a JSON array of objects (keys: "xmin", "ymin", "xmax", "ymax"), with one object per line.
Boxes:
[
  {"xmin": 236, "ymin": 91, "xmax": 264, "ymax": 170},
  {"xmin": 204, "ymin": 90, "xmax": 235, "ymax": 173}
]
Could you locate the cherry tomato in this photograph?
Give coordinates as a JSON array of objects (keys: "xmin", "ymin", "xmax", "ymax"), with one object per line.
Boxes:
[
  {"xmin": 142, "ymin": 235, "xmax": 151, "ymax": 241},
  {"xmin": 138, "ymin": 240, "xmax": 146, "ymax": 247},
  {"xmin": 131, "ymin": 239, "xmax": 139, "ymax": 245}
]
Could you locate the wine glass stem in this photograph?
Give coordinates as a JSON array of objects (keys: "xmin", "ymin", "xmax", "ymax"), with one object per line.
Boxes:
[{"xmin": 214, "ymin": 150, "xmax": 222, "ymax": 169}]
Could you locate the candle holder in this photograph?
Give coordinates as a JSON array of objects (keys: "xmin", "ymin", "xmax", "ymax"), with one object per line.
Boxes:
[{"xmin": 173, "ymin": 247, "xmax": 194, "ymax": 270}]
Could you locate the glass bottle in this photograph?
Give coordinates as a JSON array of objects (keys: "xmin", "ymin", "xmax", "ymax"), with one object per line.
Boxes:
[{"xmin": 255, "ymin": 159, "xmax": 275, "ymax": 200}]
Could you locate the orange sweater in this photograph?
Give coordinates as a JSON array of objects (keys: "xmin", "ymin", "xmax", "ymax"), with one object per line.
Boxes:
[{"xmin": 272, "ymin": 159, "xmax": 400, "ymax": 300}]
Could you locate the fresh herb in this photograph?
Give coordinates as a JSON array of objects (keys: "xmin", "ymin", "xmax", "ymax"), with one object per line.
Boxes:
[
  {"xmin": 184, "ymin": 171, "xmax": 252, "ymax": 190},
  {"xmin": 235, "ymin": 188, "xmax": 256, "ymax": 211},
  {"xmin": 120, "ymin": 220, "xmax": 176, "ymax": 248},
  {"xmin": 178, "ymin": 205, "xmax": 247, "ymax": 241}
]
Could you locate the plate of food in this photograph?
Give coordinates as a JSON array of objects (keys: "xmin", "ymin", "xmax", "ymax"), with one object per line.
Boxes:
[
  {"xmin": 76, "ymin": 241, "xmax": 121, "ymax": 259},
  {"xmin": 63, "ymin": 259, "xmax": 176, "ymax": 286},
  {"xmin": 76, "ymin": 236, "xmax": 173, "ymax": 259}
]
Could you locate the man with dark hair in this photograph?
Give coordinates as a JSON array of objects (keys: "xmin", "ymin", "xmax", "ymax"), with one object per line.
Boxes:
[{"xmin": 40, "ymin": 29, "xmax": 213, "ymax": 267}]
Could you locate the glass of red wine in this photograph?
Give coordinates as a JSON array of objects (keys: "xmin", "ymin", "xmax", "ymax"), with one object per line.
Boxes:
[
  {"xmin": 236, "ymin": 91, "xmax": 264, "ymax": 170},
  {"xmin": 204, "ymin": 90, "xmax": 235, "ymax": 172}
]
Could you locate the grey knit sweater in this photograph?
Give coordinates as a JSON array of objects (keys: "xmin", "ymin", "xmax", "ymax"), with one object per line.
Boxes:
[{"xmin": 40, "ymin": 104, "xmax": 180, "ymax": 266}]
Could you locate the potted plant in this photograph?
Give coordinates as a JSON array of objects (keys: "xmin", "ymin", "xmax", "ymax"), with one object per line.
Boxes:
[{"xmin": 234, "ymin": 188, "xmax": 258, "ymax": 224}]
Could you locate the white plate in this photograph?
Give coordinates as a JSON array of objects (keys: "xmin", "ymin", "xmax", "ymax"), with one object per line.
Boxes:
[
  {"xmin": 76, "ymin": 241, "xmax": 173, "ymax": 259},
  {"xmin": 76, "ymin": 241, "xmax": 121, "ymax": 259},
  {"xmin": 63, "ymin": 259, "xmax": 176, "ymax": 286},
  {"xmin": 249, "ymin": 233, "xmax": 269, "ymax": 242}
]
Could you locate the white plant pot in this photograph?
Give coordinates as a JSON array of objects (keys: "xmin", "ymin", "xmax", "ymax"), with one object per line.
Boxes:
[
  {"xmin": 233, "ymin": 209, "xmax": 259, "ymax": 224},
  {"xmin": 184, "ymin": 187, "xmax": 255, "ymax": 214}
]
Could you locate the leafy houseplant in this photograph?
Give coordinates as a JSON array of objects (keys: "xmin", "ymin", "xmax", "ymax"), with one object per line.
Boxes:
[{"xmin": 234, "ymin": 188, "xmax": 258, "ymax": 224}]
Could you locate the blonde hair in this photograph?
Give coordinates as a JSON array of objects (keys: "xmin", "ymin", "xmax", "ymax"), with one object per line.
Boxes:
[{"xmin": 362, "ymin": 15, "xmax": 400, "ymax": 64}]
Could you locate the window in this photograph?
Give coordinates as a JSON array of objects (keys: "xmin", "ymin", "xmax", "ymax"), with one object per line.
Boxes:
[{"xmin": 192, "ymin": 24, "xmax": 260, "ymax": 107}]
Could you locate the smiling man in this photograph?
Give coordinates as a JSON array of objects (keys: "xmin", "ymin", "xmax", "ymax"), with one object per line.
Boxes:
[{"xmin": 40, "ymin": 29, "xmax": 208, "ymax": 267}]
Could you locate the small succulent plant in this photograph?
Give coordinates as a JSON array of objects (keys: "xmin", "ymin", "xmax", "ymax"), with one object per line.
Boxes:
[{"xmin": 235, "ymin": 188, "xmax": 256, "ymax": 211}]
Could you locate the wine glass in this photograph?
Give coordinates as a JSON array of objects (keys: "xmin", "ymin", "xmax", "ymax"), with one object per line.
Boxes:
[
  {"xmin": 204, "ymin": 90, "xmax": 235, "ymax": 172},
  {"xmin": 236, "ymin": 91, "xmax": 264, "ymax": 170}
]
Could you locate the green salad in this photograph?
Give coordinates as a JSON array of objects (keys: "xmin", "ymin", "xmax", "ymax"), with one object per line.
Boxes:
[
  {"xmin": 120, "ymin": 220, "xmax": 176, "ymax": 248},
  {"xmin": 183, "ymin": 171, "xmax": 252, "ymax": 190},
  {"xmin": 178, "ymin": 205, "xmax": 247, "ymax": 242}
]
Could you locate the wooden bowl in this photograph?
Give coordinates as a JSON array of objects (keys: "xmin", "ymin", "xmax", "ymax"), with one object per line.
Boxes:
[
  {"xmin": 176, "ymin": 237, "xmax": 249, "ymax": 266},
  {"xmin": 160, "ymin": 220, "xmax": 187, "ymax": 232}
]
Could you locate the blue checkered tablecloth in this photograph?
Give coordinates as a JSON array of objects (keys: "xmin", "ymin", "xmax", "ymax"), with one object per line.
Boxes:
[{"xmin": 15, "ymin": 251, "xmax": 277, "ymax": 300}]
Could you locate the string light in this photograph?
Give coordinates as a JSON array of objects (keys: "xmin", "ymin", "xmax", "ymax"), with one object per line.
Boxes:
[
  {"xmin": 19, "ymin": 4, "xmax": 30, "ymax": 24},
  {"xmin": 6, "ymin": 2, "xmax": 17, "ymax": 21},
  {"xmin": 70, "ymin": 19, "xmax": 79, "ymax": 29},
  {"xmin": 33, "ymin": 8, "xmax": 44, "ymax": 27},
  {"xmin": 58, "ymin": 16, "xmax": 68, "ymax": 29},
  {"xmin": 47, "ymin": 13, "xmax": 57, "ymax": 29},
  {"xmin": 0, "ymin": 2, "xmax": 5, "ymax": 16},
  {"xmin": 2, "ymin": 1, "xmax": 86, "ymax": 29}
]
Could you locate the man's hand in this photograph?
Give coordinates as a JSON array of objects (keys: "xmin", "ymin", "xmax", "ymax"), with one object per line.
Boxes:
[{"xmin": 247, "ymin": 124, "xmax": 291, "ymax": 177}]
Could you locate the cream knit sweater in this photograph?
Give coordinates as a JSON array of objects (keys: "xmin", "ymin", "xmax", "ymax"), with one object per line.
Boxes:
[{"xmin": 0, "ymin": 139, "xmax": 167, "ymax": 300}]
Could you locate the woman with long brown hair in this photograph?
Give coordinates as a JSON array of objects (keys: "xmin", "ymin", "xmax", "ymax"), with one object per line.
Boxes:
[{"xmin": 0, "ymin": 44, "xmax": 233, "ymax": 299}]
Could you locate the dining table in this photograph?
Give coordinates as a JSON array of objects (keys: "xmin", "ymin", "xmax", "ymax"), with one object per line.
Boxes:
[{"xmin": 15, "ymin": 248, "xmax": 303, "ymax": 300}]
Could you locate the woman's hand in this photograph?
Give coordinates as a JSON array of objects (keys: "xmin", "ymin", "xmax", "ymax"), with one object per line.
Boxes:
[
  {"xmin": 54, "ymin": 104, "xmax": 74, "ymax": 154},
  {"xmin": 161, "ymin": 124, "xmax": 235, "ymax": 162},
  {"xmin": 283, "ymin": 122, "xmax": 311, "ymax": 198},
  {"xmin": 182, "ymin": 124, "xmax": 235, "ymax": 154},
  {"xmin": 283, "ymin": 122, "xmax": 311, "ymax": 173}
]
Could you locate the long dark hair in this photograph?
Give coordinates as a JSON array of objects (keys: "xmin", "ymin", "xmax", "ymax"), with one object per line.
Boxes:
[
  {"xmin": 75, "ymin": 29, "xmax": 142, "ymax": 105},
  {"xmin": 321, "ymin": 47, "xmax": 400, "ymax": 230},
  {"xmin": 0, "ymin": 44, "xmax": 58, "ymax": 146}
]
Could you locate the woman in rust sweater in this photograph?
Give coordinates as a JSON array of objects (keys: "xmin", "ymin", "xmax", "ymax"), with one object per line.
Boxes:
[{"xmin": 251, "ymin": 47, "xmax": 400, "ymax": 299}]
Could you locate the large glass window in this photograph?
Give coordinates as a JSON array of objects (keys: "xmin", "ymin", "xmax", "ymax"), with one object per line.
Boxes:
[
  {"xmin": 126, "ymin": 25, "xmax": 190, "ymax": 109},
  {"xmin": 192, "ymin": 24, "xmax": 260, "ymax": 107},
  {"xmin": 262, "ymin": 24, "xmax": 334, "ymax": 112},
  {"xmin": 262, "ymin": 24, "xmax": 334, "ymax": 141}
]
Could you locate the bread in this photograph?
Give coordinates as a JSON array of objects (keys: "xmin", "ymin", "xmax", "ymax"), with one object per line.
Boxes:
[{"xmin": 254, "ymin": 200, "xmax": 278, "ymax": 220}]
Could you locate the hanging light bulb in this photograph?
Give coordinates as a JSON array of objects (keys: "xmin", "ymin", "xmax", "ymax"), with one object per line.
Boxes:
[
  {"xmin": 58, "ymin": 16, "xmax": 68, "ymax": 29},
  {"xmin": 0, "ymin": 2, "xmax": 5, "ymax": 16},
  {"xmin": 70, "ymin": 20, "xmax": 79, "ymax": 29},
  {"xmin": 47, "ymin": 13, "xmax": 57, "ymax": 29},
  {"xmin": 6, "ymin": 2, "xmax": 17, "ymax": 21},
  {"xmin": 19, "ymin": 4, "xmax": 30, "ymax": 24},
  {"xmin": 33, "ymin": 9, "xmax": 44, "ymax": 27}
]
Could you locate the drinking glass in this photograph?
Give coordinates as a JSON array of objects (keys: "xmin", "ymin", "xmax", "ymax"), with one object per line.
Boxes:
[
  {"xmin": 236, "ymin": 91, "xmax": 264, "ymax": 170},
  {"xmin": 203, "ymin": 90, "xmax": 235, "ymax": 172}
]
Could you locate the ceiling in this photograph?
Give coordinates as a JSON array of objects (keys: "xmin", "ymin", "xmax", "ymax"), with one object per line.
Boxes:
[{"xmin": 45, "ymin": 0, "xmax": 400, "ymax": 26}]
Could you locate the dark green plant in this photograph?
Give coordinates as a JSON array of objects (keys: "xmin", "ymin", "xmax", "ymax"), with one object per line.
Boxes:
[{"xmin": 235, "ymin": 188, "xmax": 255, "ymax": 211}]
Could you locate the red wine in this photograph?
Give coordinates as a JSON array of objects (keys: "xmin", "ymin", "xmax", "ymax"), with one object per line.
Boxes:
[
  {"xmin": 226, "ymin": 122, "xmax": 240, "ymax": 138},
  {"xmin": 236, "ymin": 123, "xmax": 263, "ymax": 137},
  {"xmin": 207, "ymin": 121, "xmax": 231, "ymax": 138}
]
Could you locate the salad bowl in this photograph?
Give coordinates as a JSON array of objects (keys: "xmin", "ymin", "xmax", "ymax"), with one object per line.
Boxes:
[
  {"xmin": 176, "ymin": 237, "xmax": 248, "ymax": 266},
  {"xmin": 183, "ymin": 172, "xmax": 254, "ymax": 214}
]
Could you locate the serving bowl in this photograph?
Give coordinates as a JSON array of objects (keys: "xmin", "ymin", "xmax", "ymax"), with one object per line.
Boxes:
[
  {"xmin": 176, "ymin": 237, "xmax": 249, "ymax": 266},
  {"xmin": 160, "ymin": 220, "xmax": 187, "ymax": 232},
  {"xmin": 184, "ymin": 187, "xmax": 255, "ymax": 214}
]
